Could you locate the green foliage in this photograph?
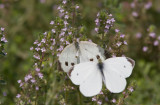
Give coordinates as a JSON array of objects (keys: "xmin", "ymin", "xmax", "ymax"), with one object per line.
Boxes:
[{"xmin": 0, "ymin": 0, "xmax": 160, "ymax": 104}]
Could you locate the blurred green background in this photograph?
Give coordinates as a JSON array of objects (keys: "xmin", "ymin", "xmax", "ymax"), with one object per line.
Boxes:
[{"xmin": 0, "ymin": 0, "xmax": 160, "ymax": 104}]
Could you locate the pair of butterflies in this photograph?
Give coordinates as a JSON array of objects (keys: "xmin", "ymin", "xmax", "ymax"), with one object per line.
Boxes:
[{"xmin": 59, "ymin": 41, "xmax": 135, "ymax": 97}]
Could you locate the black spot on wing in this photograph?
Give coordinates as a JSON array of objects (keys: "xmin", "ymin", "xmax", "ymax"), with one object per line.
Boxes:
[
  {"xmin": 90, "ymin": 58, "xmax": 94, "ymax": 61},
  {"xmin": 71, "ymin": 63, "xmax": 75, "ymax": 66},
  {"xmin": 96, "ymin": 55, "xmax": 100, "ymax": 59},
  {"xmin": 65, "ymin": 61, "xmax": 68, "ymax": 66}
]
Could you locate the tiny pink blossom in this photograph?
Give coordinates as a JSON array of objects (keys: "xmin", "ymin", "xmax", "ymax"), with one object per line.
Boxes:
[
  {"xmin": 149, "ymin": 32, "xmax": 156, "ymax": 38},
  {"xmin": 143, "ymin": 46, "xmax": 148, "ymax": 52},
  {"xmin": 38, "ymin": 73, "xmax": 43, "ymax": 79},
  {"xmin": 132, "ymin": 11, "xmax": 138, "ymax": 17},
  {"xmin": 136, "ymin": 32, "xmax": 142, "ymax": 38},
  {"xmin": 30, "ymin": 47, "xmax": 33, "ymax": 50},
  {"xmin": 36, "ymin": 86, "xmax": 39, "ymax": 90},
  {"xmin": 16, "ymin": 94, "xmax": 21, "ymax": 98},
  {"xmin": 17, "ymin": 80, "xmax": 21, "ymax": 83},
  {"xmin": 50, "ymin": 21, "xmax": 54, "ymax": 25},
  {"xmin": 153, "ymin": 40, "xmax": 159, "ymax": 46},
  {"xmin": 115, "ymin": 29, "xmax": 120, "ymax": 33},
  {"xmin": 35, "ymin": 68, "xmax": 40, "ymax": 72},
  {"xmin": 112, "ymin": 99, "xmax": 116, "ymax": 103}
]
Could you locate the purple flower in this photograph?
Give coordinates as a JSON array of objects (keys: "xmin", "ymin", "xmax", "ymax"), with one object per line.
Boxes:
[
  {"xmin": 112, "ymin": 99, "xmax": 116, "ymax": 103},
  {"xmin": 158, "ymin": 36, "xmax": 160, "ymax": 40},
  {"xmin": 30, "ymin": 47, "xmax": 34, "ymax": 50},
  {"xmin": 153, "ymin": 40, "xmax": 159, "ymax": 46},
  {"xmin": 43, "ymin": 32, "xmax": 47, "ymax": 35},
  {"xmin": 1, "ymin": 27, "xmax": 5, "ymax": 31},
  {"xmin": 116, "ymin": 42, "xmax": 122, "ymax": 47},
  {"xmin": 1, "ymin": 37, "xmax": 8, "ymax": 42},
  {"xmin": 3, "ymin": 92, "xmax": 7, "ymax": 96},
  {"xmin": 124, "ymin": 41, "xmax": 128, "ymax": 45},
  {"xmin": 20, "ymin": 83, "xmax": 24, "ymax": 87},
  {"xmin": 128, "ymin": 87, "xmax": 134, "ymax": 92},
  {"xmin": 95, "ymin": 18, "xmax": 99, "ymax": 24},
  {"xmin": 76, "ymin": 5, "xmax": 79, "ymax": 9},
  {"xmin": 145, "ymin": 2, "xmax": 152, "ymax": 10},
  {"xmin": 66, "ymin": 41, "xmax": 70, "ymax": 45},
  {"xmin": 60, "ymin": 9, "xmax": 64, "ymax": 13},
  {"xmin": 110, "ymin": 18, "xmax": 115, "ymax": 22},
  {"xmin": 64, "ymin": 15, "xmax": 69, "ymax": 19},
  {"xmin": 0, "ymin": 4, "xmax": 5, "ymax": 9},
  {"xmin": 105, "ymin": 25, "xmax": 110, "ymax": 29},
  {"xmin": 37, "ymin": 43, "xmax": 41, "ymax": 46},
  {"xmin": 35, "ymin": 68, "xmax": 40, "ymax": 72},
  {"xmin": 64, "ymin": 21, "xmax": 68, "ymax": 25},
  {"xmin": 38, "ymin": 73, "xmax": 43, "ymax": 79},
  {"xmin": 33, "ymin": 55, "xmax": 40, "ymax": 59},
  {"xmin": 24, "ymin": 74, "xmax": 32, "ymax": 82},
  {"xmin": 31, "ymin": 79, "xmax": 36, "ymax": 83},
  {"xmin": 52, "ymin": 29, "xmax": 56, "ymax": 33},
  {"xmin": 60, "ymin": 38, "xmax": 65, "ymax": 42},
  {"xmin": 136, "ymin": 32, "xmax": 142, "ymax": 38},
  {"xmin": 115, "ymin": 29, "xmax": 120, "ymax": 33},
  {"xmin": 68, "ymin": 32, "xmax": 72, "ymax": 35},
  {"xmin": 97, "ymin": 100, "xmax": 102, "ymax": 105},
  {"xmin": 143, "ymin": 46, "xmax": 148, "ymax": 52},
  {"xmin": 36, "ymin": 86, "xmax": 39, "ymax": 90},
  {"xmin": 120, "ymin": 34, "xmax": 125, "ymax": 38},
  {"xmin": 50, "ymin": 21, "xmax": 54, "ymax": 25},
  {"xmin": 41, "ymin": 47, "xmax": 46, "ymax": 52},
  {"xmin": 92, "ymin": 97, "xmax": 96, "ymax": 101},
  {"xmin": 95, "ymin": 28, "xmax": 99, "ymax": 33},
  {"xmin": 17, "ymin": 80, "xmax": 21, "ymax": 83},
  {"xmin": 132, "ymin": 11, "xmax": 138, "ymax": 17},
  {"xmin": 41, "ymin": 39, "xmax": 46, "ymax": 43},
  {"xmin": 149, "ymin": 32, "xmax": 156, "ymax": 38},
  {"xmin": 108, "ymin": 14, "xmax": 112, "ymax": 16},
  {"xmin": 62, "ymin": 0, "xmax": 67, "ymax": 4},
  {"xmin": 35, "ymin": 47, "xmax": 40, "ymax": 51},
  {"xmin": 130, "ymin": 2, "xmax": 135, "ymax": 8},
  {"xmin": 16, "ymin": 94, "xmax": 21, "ymax": 98}
]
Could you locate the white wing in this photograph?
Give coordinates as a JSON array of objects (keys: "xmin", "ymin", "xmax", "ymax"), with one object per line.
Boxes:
[
  {"xmin": 103, "ymin": 57, "xmax": 135, "ymax": 93},
  {"xmin": 59, "ymin": 43, "xmax": 78, "ymax": 72},
  {"xmin": 59, "ymin": 41, "xmax": 106, "ymax": 72},
  {"xmin": 79, "ymin": 41, "xmax": 106, "ymax": 63},
  {"xmin": 104, "ymin": 57, "xmax": 135, "ymax": 78},
  {"xmin": 70, "ymin": 62, "xmax": 102, "ymax": 97}
]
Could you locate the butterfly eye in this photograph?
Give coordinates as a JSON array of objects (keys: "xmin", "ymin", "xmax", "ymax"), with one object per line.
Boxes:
[
  {"xmin": 71, "ymin": 63, "xmax": 75, "ymax": 66},
  {"xmin": 65, "ymin": 62, "xmax": 68, "ymax": 66},
  {"xmin": 96, "ymin": 55, "xmax": 100, "ymax": 59},
  {"xmin": 90, "ymin": 58, "xmax": 94, "ymax": 61}
]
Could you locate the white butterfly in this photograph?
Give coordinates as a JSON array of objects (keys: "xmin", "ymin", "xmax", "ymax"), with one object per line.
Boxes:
[
  {"xmin": 59, "ymin": 41, "xmax": 106, "ymax": 73},
  {"xmin": 70, "ymin": 57, "xmax": 135, "ymax": 97}
]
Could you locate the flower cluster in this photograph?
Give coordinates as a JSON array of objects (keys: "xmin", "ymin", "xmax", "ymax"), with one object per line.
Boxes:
[
  {"xmin": 94, "ymin": 11, "xmax": 128, "ymax": 57},
  {"xmin": 0, "ymin": 27, "xmax": 8, "ymax": 56},
  {"xmin": 95, "ymin": 11, "xmax": 115, "ymax": 34},
  {"xmin": 130, "ymin": 0, "xmax": 152, "ymax": 18}
]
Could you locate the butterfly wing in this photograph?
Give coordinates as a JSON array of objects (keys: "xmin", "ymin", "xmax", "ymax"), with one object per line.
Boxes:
[
  {"xmin": 79, "ymin": 41, "xmax": 106, "ymax": 63},
  {"xmin": 70, "ymin": 62, "xmax": 102, "ymax": 97},
  {"xmin": 59, "ymin": 43, "xmax": 78, "ymax": 72},
  {"xmin": 103, "ymin": 57, "xmax": 135, "ymax": 93}
]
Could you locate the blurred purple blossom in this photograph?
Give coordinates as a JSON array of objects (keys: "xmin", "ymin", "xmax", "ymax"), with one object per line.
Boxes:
[{"xmin": 143, "ymin": 46, "xmax": 148, "ymax": 52}]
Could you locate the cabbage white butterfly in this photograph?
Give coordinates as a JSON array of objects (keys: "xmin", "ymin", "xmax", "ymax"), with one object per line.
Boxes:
[
  {"xmin": 70, "ymin": 57, "xmax": 135, "ymax": 97},
  {"xmin": 59, "ymin": 41, "xmax": 106, "ymax": 73}
]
